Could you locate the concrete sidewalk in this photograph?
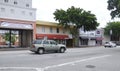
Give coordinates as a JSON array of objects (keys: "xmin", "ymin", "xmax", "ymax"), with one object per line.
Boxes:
[
  {"xmin": 0, "ymin": 46, "xmax": 104, "ymax": 51},
  {"xmin": 0, "ymin": 47, "xmax": 29, "ymax": 51}
]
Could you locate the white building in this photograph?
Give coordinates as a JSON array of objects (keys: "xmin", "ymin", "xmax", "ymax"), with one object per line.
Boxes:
[
  {"xmin": 79, "ymin": 28, "xmax": 103, "ymax": 46},
  {"xmin": 0, "ymin": 0, "xmax": 36, "ymax": 47},
  {"xmin": 0, "ymin": 0, "xmax": 36, "ymax": 21}
]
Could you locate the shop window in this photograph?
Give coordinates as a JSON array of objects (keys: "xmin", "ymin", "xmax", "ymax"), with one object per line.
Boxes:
[{"xmin": 56, "ymin": 28, "xmax": 59, "ymax": 33}]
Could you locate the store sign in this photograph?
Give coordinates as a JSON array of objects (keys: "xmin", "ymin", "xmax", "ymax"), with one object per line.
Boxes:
[{"xmin": 0, "ymin": 22, "xmax": 33, "ymax": 29}]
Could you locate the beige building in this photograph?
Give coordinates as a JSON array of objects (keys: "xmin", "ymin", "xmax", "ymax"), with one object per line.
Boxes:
[{"xmin": 36, "ymin": 21, "xmax": 73, "ymax": 47}]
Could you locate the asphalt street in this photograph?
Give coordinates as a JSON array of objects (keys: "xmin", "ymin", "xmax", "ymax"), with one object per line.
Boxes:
[{"xmin": 0, "ymin": 46, "xmax": 120, "ymax": 71}]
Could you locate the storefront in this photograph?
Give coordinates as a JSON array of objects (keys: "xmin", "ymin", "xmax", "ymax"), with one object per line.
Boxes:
[
  {"xmin": 0, "ymin": 19, "xmax": 36, "ymax": 48},
  {"xmin": 36, "ymin": 21, "xmax": 73, "ymax": 47},
  {"xmin": 36, "ymin": 34, "xmax": 69, "ymax": 45},
  {"xmin": 96, "ymin": 37, "xmax": 103, "ymax": 45}
]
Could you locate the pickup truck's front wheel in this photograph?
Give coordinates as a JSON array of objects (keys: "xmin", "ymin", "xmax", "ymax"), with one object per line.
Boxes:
[{"xmin": 59, "ymin": 47, "xmax": 65, "ymax": 53}]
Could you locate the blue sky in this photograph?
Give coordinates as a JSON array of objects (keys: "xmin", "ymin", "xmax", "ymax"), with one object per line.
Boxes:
[{"xmin": 32, "ymin": 0, "xmax": 120, "ymax": 28}]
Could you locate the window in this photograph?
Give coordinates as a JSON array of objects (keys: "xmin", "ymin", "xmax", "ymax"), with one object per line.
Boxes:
[
  {"xmin": 43, "ymin": 41, "xmax": 49, "ymax": 44},
  {"xmin": 33, "ymin": 40, "xmax": 42, "ymax": 44},
  {"xmin": 63, "ymin": 29, "xmax": 66, "ymax": 34},
  {"xmin": 26, "ymin": 4, "xmax": 29, "ymax": 7},
  {"xmin": 10, "ymin": 9, "xmax": 14, "ymax": 14},
  {"xmin": 22, "ymin": 11, "xmax": 25, "ymax": 15},
  {"xmin": 50, "ymin": 27, "xmax": 53, "ymax": 33},
  {"xmin": 14, "ymin": 1, "xmax": 17, "ymax": 5},
  {"xmin": 1, "ymin": 8, "xmax": 5, "ymax": 12},
  {"xmin": 56, "ymin": 28, "xmax": 59, "ymax": 33},
  {"xmin": 50, "ymin": 41, "xmax": 57, "ymax": 45},
  {"xmin": 97, "ymin": 31, "xmax": 100, "ymax": 34},
  {"xmin": 29, "ymin": 12, "xmax": 33, "ymax": 16},
  {"xmin": 4, "ymin": 0, "xmax": 9, "ymax": 3},
  {"xmin": 42, "ymin": 27, "xmax": 45, "ymax": 33}
]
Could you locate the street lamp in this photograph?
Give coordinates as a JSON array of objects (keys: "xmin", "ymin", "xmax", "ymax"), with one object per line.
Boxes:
[{"xmin": 110, "ymin": 30, "xmax": 112, "ymax": 41}]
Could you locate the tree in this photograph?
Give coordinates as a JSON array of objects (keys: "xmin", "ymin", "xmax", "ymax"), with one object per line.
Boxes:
[
  {"xmin": 107, "ymin": 0, "xmax": 120, "ymax": 19},
  {"xmin": 53, "ymin": 6, "xmax": 99, "ymax": 46},
  {"xmin": 104, "ymin": 21, "xmax": 120, "ymax": 41}
]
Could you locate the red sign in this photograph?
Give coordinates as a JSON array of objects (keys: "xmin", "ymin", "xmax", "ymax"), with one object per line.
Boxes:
[
  {"xmin": 96, "ymin": 37, "xmax": 103, "ymax": 40},
  {"xmin": 36, "ymin": 34, "xmax": 69, "ymax": 39}
]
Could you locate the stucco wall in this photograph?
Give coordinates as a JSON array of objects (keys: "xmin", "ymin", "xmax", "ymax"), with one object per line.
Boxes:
[{"xmin": 0, "ymin": 0, "xmax": 36, "ymax": 21}]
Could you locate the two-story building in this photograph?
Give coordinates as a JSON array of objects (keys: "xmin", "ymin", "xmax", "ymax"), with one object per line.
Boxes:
[
  {"xmin": 36, "ymin": 21, "xmax": 73, "ymax": 47},
  {"xmin": 0, "ymin": 0, "xmax": 36, "ymax": 47}
]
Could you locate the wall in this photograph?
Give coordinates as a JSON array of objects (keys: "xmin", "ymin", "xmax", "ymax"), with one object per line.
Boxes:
[
  {"xmin": 88, "ymin": 40, "xmax": 96, "ymax": 46},
  {"xmin": 0, "ymin": 0, "xmax": 32, "ymax": 8},
  {"xmin": 0, "ymin": 0, "xmax": 36, "ymax": 21},
  {"xmin": 36, "ymin": 21, "xmax": 70, "ymax": 35}
]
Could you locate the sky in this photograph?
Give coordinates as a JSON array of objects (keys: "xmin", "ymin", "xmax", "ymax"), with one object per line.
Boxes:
[{"xmin": 32, "ymin": 0, "xmax": 120, "ymax": 28}]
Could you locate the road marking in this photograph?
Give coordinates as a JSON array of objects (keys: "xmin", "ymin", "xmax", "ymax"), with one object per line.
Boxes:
[
  {"xmin": 0, "ymin": 67, "xmax": 34, "ymax": 69},
  {"xmin": 0, "ymin": 67, "xmax": 43, "ymax": 71},
  {"xmin": 0, "ymin": 55, "xmax": 111, "ymax": 71},
  {"xmin": 36, "ymin": 68, "xmax": 44, "ymax": 71},
  {"xmin": 44, "ymin": 55, "xmax": 111, "ymax": 70}
]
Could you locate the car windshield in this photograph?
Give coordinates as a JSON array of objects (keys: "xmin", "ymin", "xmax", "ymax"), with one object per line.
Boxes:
[
  {"xmin": 33, "ymin": 40, "xmax": 42, "ymax": 44},
  {"xmin": 105, "ymin": 42, "xmax": 109, "ymax": 44}
]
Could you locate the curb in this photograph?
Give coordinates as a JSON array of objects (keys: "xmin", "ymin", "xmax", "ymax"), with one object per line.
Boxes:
[{"xmin": 0, "ymin": 47, "xmax": 29, "ymax": 51}]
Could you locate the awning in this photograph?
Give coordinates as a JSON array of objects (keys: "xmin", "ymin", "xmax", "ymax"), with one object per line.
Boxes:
[
  {"xmin": 96, "ymin": 37, "xmax": 103, "ymax": 40},
  {"xmin": 0, "ymin": 22, "xmax": 33, "ymax": 30},
  {"xmin": 36, "ymin": 34, "xmax": 69, "ymax": 39}
]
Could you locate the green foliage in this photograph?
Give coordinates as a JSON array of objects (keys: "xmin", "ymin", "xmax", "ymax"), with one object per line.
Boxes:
[
  {"xmin": 53, "ymin": 9, "xmax": 69, "ymax": 28},
  {"xmin": 53, "ymin": 6, "xmax": 99, "ymax": 46},
  {"xmin": 3, "ymin": 33, "xmax": 10, "ymax": 42},
  {"xmin": 3, "ymin": 33, "xmax": 16, "ymax": 44},
  {"xmin": 53, "ymin": 6, "xmax": 99, "ymax": 32},
  {"xmin": 80, "ymin": 11, "xmax": 99, "ymax": 31},
  {"xmin": 104, "ymin": 21, "xmax": 120, "ymax": 36},
  {"xmin": 107, "ymin": 0, "xmax": 120, "ymax": 19}
]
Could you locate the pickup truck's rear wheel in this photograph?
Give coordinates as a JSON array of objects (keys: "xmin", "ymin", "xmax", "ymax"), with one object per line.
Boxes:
[
  {"xmin": 38, "ymin": 48, "xmax": 44, "ymax": 54},
  {"xmin": 59, "ymin": 48, "xmax": 65, "ymax": 53}
]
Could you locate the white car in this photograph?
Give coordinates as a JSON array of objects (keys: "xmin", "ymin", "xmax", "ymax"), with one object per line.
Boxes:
[{"xmin": 104, "ymin": 42, "xmax": 116, "ymax": 48}]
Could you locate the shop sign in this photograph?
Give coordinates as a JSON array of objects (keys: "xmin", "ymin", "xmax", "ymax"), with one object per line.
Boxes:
[{"xmin": 0, "ymin": 22, "xmax": 33, "ymax": 29}]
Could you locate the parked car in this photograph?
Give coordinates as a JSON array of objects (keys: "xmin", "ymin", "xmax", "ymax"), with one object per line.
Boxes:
[
  {"xmin": 104, "ymin": 42, "xmax": 116, "ymax": 48},
  {"xmin": 29, "ymin": 39, "xmax": 66, "ymax": 54}
]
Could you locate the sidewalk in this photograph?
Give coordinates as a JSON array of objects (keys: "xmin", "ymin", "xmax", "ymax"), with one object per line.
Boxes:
[
  {"xmin": 0, "ymin": 47, "xmax": 29, "ymax": 51},
  {"xmin": 0, "ymin": 46, "xmax": 104, "ymax": 51}
]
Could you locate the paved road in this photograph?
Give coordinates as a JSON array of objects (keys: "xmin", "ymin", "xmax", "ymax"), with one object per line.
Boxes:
[{"xmin": 0, "ymin": 46, "xmax": 120, "ymax": 71}]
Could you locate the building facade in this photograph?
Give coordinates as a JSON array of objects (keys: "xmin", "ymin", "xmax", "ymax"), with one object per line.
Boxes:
[
  {"xmin": 79, "ymin": 28, "xmax": 103, "ymax": 46},
  {"xmin": 0, "ymin": 0, "xmax": 36, "ymax": 47},
  {"xmin": 36, "ymin": 21, "xmax": 73, "ymax": 47}
]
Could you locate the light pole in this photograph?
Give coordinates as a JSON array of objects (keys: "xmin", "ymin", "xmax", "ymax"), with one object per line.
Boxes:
[{"xmin": 110, "ymin": 30, "xmax": 112, "ymax": 41}]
